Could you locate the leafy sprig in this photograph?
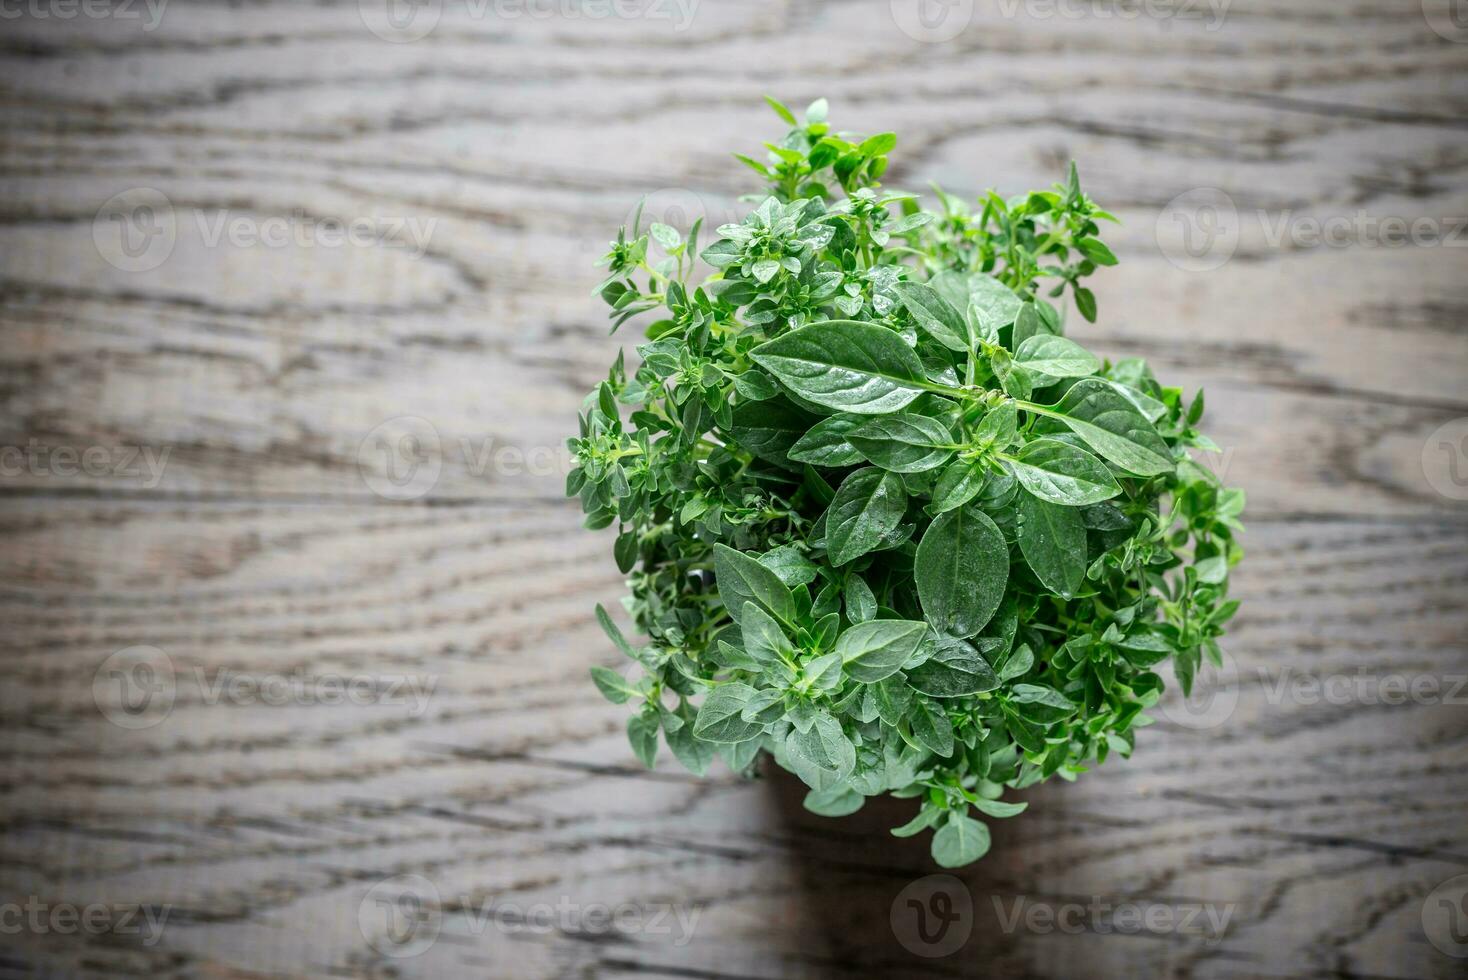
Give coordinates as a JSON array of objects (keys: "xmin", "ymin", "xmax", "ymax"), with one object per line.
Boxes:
[{"xmin": 571, "ymin": 98, "xmax": 1244, "ymax": 867}]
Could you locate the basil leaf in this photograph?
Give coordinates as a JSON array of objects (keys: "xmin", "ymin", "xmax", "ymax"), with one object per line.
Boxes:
[
  {"xmin": 891, "ymin": 807, "xmax": 942, "ymax": 838},
  {"xmin": 971, "ymin": 798, "xmax": 1027, "ymax": 819},
  {"xmin": 804, "ymin": 785, "xmax": 865, "ymax": 817},
  {"xmin": 730, "ymin": 397, "xmax": 819, "ymax": 467},
  {"xmin": 906, "ymin": 635, "xmax": 1001, "ymax": 697},
  {"xmin": 666, "ymin": 721, "xmax": 715, "ymax": 776},
  {"xmin": 785, "ymin": 714, "xmax": 857, "ymax": 791},
  {"xmin": 836, "ymin": 619, "xmax": 929, "ymax": 684},
  {"xmin": 1009, "ymin": 683, "xmax": 1078, "ymax": 724},
  {"xmin": 693, "ymin": 684, "xmax": 765, "ymax": 743},
  {"xmin": 838, "ymin": 576, "xmax": 873, "ymax": 627},
  {"xmin": 892, "ymin": 280, "xmax": 970, "ymax": 352},
  {"xmin": 787, "ymin": 414, "xmax": 864, "ymax": 467},
  {"xmin": 967, "ymin": 274, "xmax": 1023, "ymax": 328},
  {"xmin": 595, "ymin": 603, "xmax": 637, "ymax": 659},
  {"xmin": 627, "ymin": 714, "xmax": 659, "ymax": 768},
  {"xmin": 740, "ymin": 602, "xmax": 794, "ymax": 665},
  {"xmin": 930, "ymin": 459, "xmax": 989, "ymax": 513},
  {"xmin": 909, "ymin": 698, "xmax": 954, "ymax": 756},
  {"xmin": 915, "ymin": 504, "xmax": 1009, "ymax": 638},
  {"xmin": 1011, "ymin": 301, "xmax": 1055, "ymax": 347},
  {"xmin": 590, "ymin": 665, "xmax": 638, "ymax": 704},
  {"xmin": 713, "ymin": 543, "xmax": 794, "ymax": 624},
  {"xmin": 750, "ymin": 320, "xmax": 933, "ymax": 414},
  {"xmin": 1038, "ymin": 379, "xmax": 1173, "ymax": 476},
  {"xmin": 825, "ymin": 467, "xmax": 907, "ymax": 566},
  {"xmin": 757, "ymin": 545, "xmax": 820, "ymax": 588},
  {"xmin": 1013, "ymin": 334, "xmax": 1101, "ymax": 378},
  {"xmin": 931, "ymin": 813, "xmax": 991, "ymax": 868},
  {"xmin": 847, "ymin": 413, "xmax": 956, "ymax": 473},
  {"xmin": 1006, "ymin": 438, "xmax": 1121, "ymax": 506},
  {"xmin": 1017, "ymin": 494, "xmax": 1088, "ymax": 599}
]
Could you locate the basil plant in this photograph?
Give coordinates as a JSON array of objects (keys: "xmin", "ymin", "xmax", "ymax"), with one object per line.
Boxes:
[{"xmin": 570, "ymin": 98, "xmax": 1244, "ymax": 867}]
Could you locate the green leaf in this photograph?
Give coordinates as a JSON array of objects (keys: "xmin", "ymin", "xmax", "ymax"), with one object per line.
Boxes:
[
  {"xmin": 847, "ymin": 413, "xmax": 956, "ymax": 473},
  {"xmin": 1074, "ymin": 286, "xmax": 1098, "ymax": 322},
  {"xmin": 968, "ymin": 274, "xmax": 1023, "ymax": 328},
  {"xmin": 1036, "ymin": 379, "xmax": 1173, "ymax": 477},
  {"xmin": 915, "ymin": 505, "xmax": 1009, "ymax": 638},
  {"xmin": 1195, "ymin": 555, "xmax": 1229, "ymax": 585},
  {"xmin": 787, "ymin": 414, "xmax": 864, "ymax": 467},
  {"xmin": 906, "ymin": 635, "xmax": 1000, "ymax": 697},
  {"xmin": 971, "ymin": 797, "xmax": 1027, "ymax": 818},
  {"xmin": 845, "ymin": 573, "xmax": 877, "ymax": 623},
  {"xmin": 758, "ymin": 545, "xmax": 820, "ymax": 588},
  {"xmin": 590, "ymin": 666, "xmax": 638, "ymax": 704},
  {"xmin": 740, "ymin": 602, "xmax": 795, "ymax": 665},
  {"xmin": 974, "ymin": 402, "xmax": 1018, "ymax": 451},
  {"xmin": 1017, "ymin": 494, "xmax": 1088, "ymax": 599},
  {"xmin": 1013, "ymin": 335, "xmax": 1101, "ymax": 378},
  {"xmin": 740, "ymin": 688, "xmax": 785, "ymax": 724},
  {"xmin": 650, "ymin": 223, "xmax": 681, "ymax": 251},
  {"xmin": 804, "ymin": 784, "xmax": 865, "ymax": 817},
  {"xmin": 930, "ymin": 459, "xmax": 988, "ymax": 513},
  {"xmin": 1006, "ymin": 438, "xmax": 1121, "ymax": 506},
  {"xmin": 693, "ymin": 684, "xmax": 766, "ymax": 743},
  {"xmin": 891, "ymin": 807, "xmax": 941, "ymax": 837},
  {"xmin": 872, "ymin": 675, "xmax": 913, "ymax": 727},
  {"xmin": 714, "ymin": 544, "xmax": 795, "ymax": 624},
  {"xmin": 909, "ymin": 698, "xmax": 954, "ymax": 756},
  {"xmin": 836, "ymin": 619, "xmax": 928, "ymax": 683},
  {"xmin": 932, "ymin": 813, "xmax": 992, "ymax": 867},
  {"xmin": 892, "ymin": 281, "xmax": 970, "ymax": 352},
  {"xmin": 750, "ymin": 320, "xmax": 933, "ymax": 414},
  {"xmin": 804, "ymin": 651, "xmax": 844, "ymax": 691},
  {"xmin": 1076, "ymin": 237, "xmax": 1118, "ymax": 266},
  {"xmin": 1011, "ymin": 302, "xmax": 1054, "ymax": 347},
  {"xmin": 614, "ymin": 530, "xmax": 638, "ymax": 573},
  {"xmin": 928, "ymin": 270, "xmax": 973, "ymax": 315},
  {"xmin": 627, "ymin": 714, "xmax": 659, "ymax": 768},
  {"xmin": 1010, "ymin": 684, "xmax": 1078, "ymax": 724},
  {"xmin": 785, "ymin": 714, "xmax": 856, "ymax": 791},
  {"xmin": 717, "ymin": 738, "xmax": 762, "ymax": 773},
  {"xmin": 764, "ymin": 94, "xmax": 798, "ymax": 125},
  {"xmin": 998, "ymin": 643, "xmax": 1034, "ymax": 682},
  {"xmin": 595, "ymin": 604, "xmax": 636, "ymax": 659},
  {"xmin": 825, "ymin": 467, "xmax": 907, "ymax": 566},
  {"xmin": 666, "ymin": 721, "xmax": 715, "ymax": 776},
  {"xmin": 859, "ymin": 132, "xmax": 898, "ymax": 156},
  {"xmin": 730, "ymin": 397, "xmax": 819, "ymax": 467}
]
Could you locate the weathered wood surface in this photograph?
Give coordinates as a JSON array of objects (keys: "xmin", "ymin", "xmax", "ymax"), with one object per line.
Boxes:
[{"xmin": 1, "ymin": 2, "xmax": 1466, "ymax": 977}]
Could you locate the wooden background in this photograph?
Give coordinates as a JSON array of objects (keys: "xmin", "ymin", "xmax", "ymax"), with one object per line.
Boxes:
[{"xmin": 2, "ymin": 1, "xmax": 1467, "ymax": 977}]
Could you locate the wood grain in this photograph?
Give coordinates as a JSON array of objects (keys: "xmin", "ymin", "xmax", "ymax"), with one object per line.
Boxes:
[{"xmin": 1, "ymin": 1, "xmax": 1466, "ymax": 977}]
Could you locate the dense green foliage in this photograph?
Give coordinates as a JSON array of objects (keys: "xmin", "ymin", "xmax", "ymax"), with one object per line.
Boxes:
[{"xmin": 570, "ymin": 98, "xmax": 1244, "ymax": 867}]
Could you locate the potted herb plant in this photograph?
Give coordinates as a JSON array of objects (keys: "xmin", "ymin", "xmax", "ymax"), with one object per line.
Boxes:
[{"xmin": 571, "ymin": 98, "xmax": 1243, "ymax": 867}]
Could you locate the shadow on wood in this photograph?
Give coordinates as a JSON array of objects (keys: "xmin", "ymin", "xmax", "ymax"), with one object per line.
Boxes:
[{"xmin": 762, "ymin": 758, "xmax": 1039, "ymax": 979}]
